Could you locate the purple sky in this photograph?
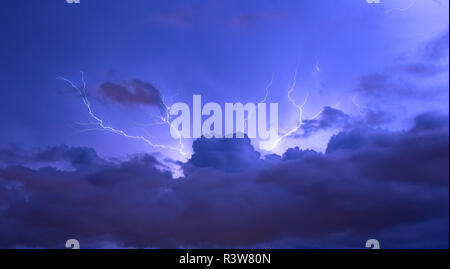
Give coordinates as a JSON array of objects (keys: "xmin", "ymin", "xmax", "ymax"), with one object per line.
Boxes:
[{"xmin": 0, "ymin": 0, "xmax": 448, "ymax": 248}]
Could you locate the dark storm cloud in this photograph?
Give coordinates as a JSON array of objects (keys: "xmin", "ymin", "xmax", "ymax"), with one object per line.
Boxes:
[
  {"xmin": 0, "ymin": 145, "xmax": 109, "ymax": 171},
  {"xmin": 184, "ymin": 135, "xmax": 262, "ymax": 174},
  {"xmin": 423, "ymin": 31, "xmax": 449, "ymax": 61},
  {"xmin": 98, "ymin": 79, "xmax": 165, "ymax": 111},
  {"xmin": 0, "ymin": 147, "xmax": 30, "ymax": 165},
  {"xmin": 0, "ymin": 112, "xmax": 448, "ymax": 249},
  {"xmin": 299, "ymin": 107, "xmax": 350, "ymax": 137},
  {"xmin": 354, "ymin": 73, "xmax": 421, "ymax": 98},
  {"xmin": 354, "ymin": 70, "xmax": 442, "ymax": 100},
  {"xmin": 326, "ymin": 116, "xmax": 449, "ymax": 187},
  {"xmin": 35, "ymin": 145, "xmax": 109, "ymax": 171},
  {"xmin": 412, "ymin": 111, "xmax": 449, "ymax": 131},
  {"xmin": 295, "ymin": 106, "xmax": 391, "ymax": 138},
  {"xmin": 397, "ymin": 63, "xmax": 446, "ymax": 77},
  {"xmin": 354, "ymin": 31, "xmax": 449, "ymax": 99}
]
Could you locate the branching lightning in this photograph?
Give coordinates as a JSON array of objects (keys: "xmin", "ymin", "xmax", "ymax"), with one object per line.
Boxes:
[
  {"xmin": 264, "ymin": 65, "xmax": 334, "ymax": 152},
  {"xmin": 59, "ymin": 66, "xmax": 342, "ymax": 157},
  {"xmin": 160, "ymin": 95, "xmax": 187, "ymax": 156},
  {"xmin": 57, "ymin": 71, "xmax": 187, "ymax": 156},
  {"xmin": 264, "ymin": 68, "xmax": 308, "ymax": 151}
]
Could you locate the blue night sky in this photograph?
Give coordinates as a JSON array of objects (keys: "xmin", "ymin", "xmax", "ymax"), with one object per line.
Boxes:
[{"xmin": 0, "ymin": 0, "xmax": 448, "ymax": 249}]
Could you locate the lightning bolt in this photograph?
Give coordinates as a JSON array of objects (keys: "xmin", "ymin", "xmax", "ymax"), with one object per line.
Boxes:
[
  {"xmin": 160, "ymin": 95, "xmax": 187, "ymax": 156},
  {"xmin": 261, "ymin": 72, "xmax": 274, "ymax": 103},
  {"xmin": 351, "ymin": 94, "xmax": 371, "ymax": 115},
  {"xmin": 57, "ymin": 71, "xmax": 187, "ymax": 156},
  {"xmin": 264, "ymin": 69, "xmax": 308, "ymax": 151},
  {"xmin": 263, "ymin": 66, "xmax": 335, "ymax": 152},
  {"xmin": 244, "ymin": 73, "xmax": 274, "ymax": 127},
  {"xmin": 385, "ymin": 0, "xmax": 417, "ymax": 13},
  {"xmin": 315, "ymin": 62, "xmax": 320, "ymax": 72}
]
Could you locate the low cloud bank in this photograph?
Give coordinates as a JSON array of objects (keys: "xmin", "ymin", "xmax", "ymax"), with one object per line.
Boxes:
[{"xmin": 0, "ymin": 112, "xmax": 448, "ymax": 248}]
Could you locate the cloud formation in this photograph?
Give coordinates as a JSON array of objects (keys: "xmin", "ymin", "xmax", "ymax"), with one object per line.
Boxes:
[
  {"xmin": 98, "ymin": 79, "xmax": 165, "ymax": 112},
  {"xmin": 294, "ymin": 106, "xmax": 391, "ymax": 138},
  {"xmin": 354, "ymin": 30, "xmax": 449, "ymax": 100},
  {"xmin": 0, "ymin": 112, "xmax": 447, "ymax": 249},
  {"xmin": 149, "ymin": 4, "xmax": 291, "ymax": 29},
  {"xmin": 423, "ymin": 31, "xmax": 449, "ymax": 61},
  {"xmin": 184, "ymin": 135, "xmax": 262, "ymax": 174}
]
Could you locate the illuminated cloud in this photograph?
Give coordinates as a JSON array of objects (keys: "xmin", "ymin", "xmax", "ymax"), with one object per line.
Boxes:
[{"xmin": 0, "ymin": 112, "xmax": 447, "ymax": 248}]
